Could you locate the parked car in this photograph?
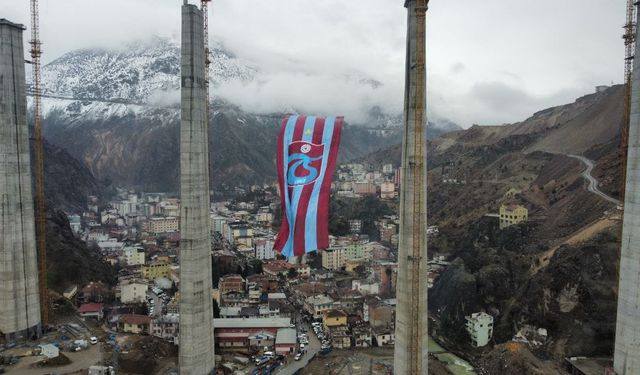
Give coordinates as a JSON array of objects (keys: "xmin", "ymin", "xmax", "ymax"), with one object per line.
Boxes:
[
  {"xmin": 255, "ymin": 357, "xmax": 269, "ymax": 366},
  {"xmin": 319, "ymin": 347, "xmax": 332, "ymax": 355},
  {"xmin": 90, "ymin": 337, "xmax": 98, "ymax": 345},
  {"xmin": 294, "ymin": 352, "xmax": 303, "ymax": 361}
]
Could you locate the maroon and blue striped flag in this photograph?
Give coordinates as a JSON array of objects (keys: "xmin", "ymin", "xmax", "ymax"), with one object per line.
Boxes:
[{"xmin": 273, "ymin": 115, "xmax": 343, "ymax": 257}]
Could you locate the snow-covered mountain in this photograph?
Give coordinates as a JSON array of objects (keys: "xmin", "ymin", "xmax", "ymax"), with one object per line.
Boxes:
[
  {"xmin": 41, "ymin": 37, "xmax": 255, "ymax": 103},
  {"xmin": 37, "ymin": 37, "xmax": 459, "ymax": 191}
]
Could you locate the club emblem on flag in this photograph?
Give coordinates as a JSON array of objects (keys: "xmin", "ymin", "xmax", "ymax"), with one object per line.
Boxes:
[
  {"xmin": 273, "ymin": 115, "xmax": 343, "ymax": 258},
  {"xmin": 287, "ymin": 141, "xmax": 325, "ymax": 186}
]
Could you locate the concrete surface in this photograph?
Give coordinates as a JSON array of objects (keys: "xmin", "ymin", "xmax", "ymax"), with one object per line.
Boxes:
[
  {"xmin": 178, "ymin": 4, "xmax": 216, "ymax": 375},
  {"xmin": 394, "ymin": 1, "xmax": 429, "ymax": 374},
  {"xmin": 614, "ymin": 6, "xmax": 640, "ymax": 374},
  {"xmin": 0, "ymin": 18, "xmax": 41, "ymax": 341}
]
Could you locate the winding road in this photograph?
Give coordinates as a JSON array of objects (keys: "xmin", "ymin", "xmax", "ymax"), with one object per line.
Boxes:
[{"xmin": 567, "ymin": 154, "xmax": 621, "ymax": 205}]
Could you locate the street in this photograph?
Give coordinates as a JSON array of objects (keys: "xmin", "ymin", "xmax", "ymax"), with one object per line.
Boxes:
[
  {"xmin": 568, "ymin": 154, "xmax": 621, "ymax": 205},
  {"xmin": 147, "ymin": 289, "xmax": 163, "ymax": 317},
  {"xmin": 274, "ymin": 322, "xmax": 321, "ymax": 375}
]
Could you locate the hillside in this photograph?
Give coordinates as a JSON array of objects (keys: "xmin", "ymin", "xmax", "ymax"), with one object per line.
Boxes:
[
  {"xmin": 40, "ymin": 140, "xmax": 112, "ymax": 212},
  {"xmin": 43, "ymin": 103, "xmax": 402, "ymax": 192},
  {"xmin": 46, "ymin": 209, "xmax": 116, "ymax": 294},
  {"xmin": 379, "ymin": 85, "xmax": 626, "ymax": 365},
  {"xmin": 34, "ymin": 138, "xmax": 116, "ymax": 296},
  {"xmin": 432, "ymin": 85, "xmax": 623, "ymax": 155}
]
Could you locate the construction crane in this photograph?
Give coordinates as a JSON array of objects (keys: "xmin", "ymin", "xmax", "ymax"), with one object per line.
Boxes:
[
  {"xmin": 201, "ymin": 0, "xmax": 211, "ymax": 103},
  {"xmin": 621, "ymin": 0, "xmax": 637, "ymax": 204},
  {"xmin": 29, "ymin": 0, "xmax": 49, "ymax": 328}
]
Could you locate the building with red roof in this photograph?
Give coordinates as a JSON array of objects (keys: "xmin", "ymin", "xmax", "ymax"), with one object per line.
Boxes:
[
  {"xmin": 119, "ymin": 314, "xmax": 151, "ymax": 334},
  {"xmin": 78, "ymin": 303, "xmax": 104, "ymax": 319}
]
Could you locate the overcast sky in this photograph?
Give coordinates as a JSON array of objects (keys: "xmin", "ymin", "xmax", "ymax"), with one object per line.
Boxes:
[{"xmin": 2, "ymin": 0, "xmax": 625, "ymax": 127}]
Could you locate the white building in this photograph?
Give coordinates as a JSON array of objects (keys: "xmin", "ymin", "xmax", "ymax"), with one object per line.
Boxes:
[
  {"xmin": 352, "ymin": 279, "xmax": 380, "ymax": 295},
  {"xmin": 349, "ymin": 220, "xmax": 362, "ymax": 234},
  {"xmin": 211, "ymin": 214, "xmax": 227, "ymax": 234},
  {"xmin": 465, "ymin": 312, "xmax": 493, "ymax": 347},
  {"xmin": 151, "ymin": 313, "xmax": 179, "ymax": 344},
  {"xmin": 122, "ymin": 246, "xmax": 145, "ymax": 266},
  {"xmin": 68, "ymin": 214, "xmax": 82, "ymax": 234},
  {"xmin": 380, "ymin": 182, "xmax": 396, "ymax": 199},
  {"xmin": 255, "ymin": 238, "xmax": 276, "ymax": 260},
  {"xmin": 97, "ymin": 239, "xmax": 125, "ymax": 252},
  {"xmin": 119, "ymin": 279, "xmax": 148, "ymax": 304}
]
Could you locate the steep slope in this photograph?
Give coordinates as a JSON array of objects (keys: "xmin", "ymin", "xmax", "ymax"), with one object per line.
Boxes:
[
  {"xmin": 432, "ymin": 85, "xmax": 623, "ymax": 155},
  {"xmin": 414, "ymin": 86, "xmax": 624, "ymax": 364},
  {"xmin": 46, "ymin": 209, "xmax": 115, "ymax": 294},
  {"xmin": 40, "ymin": 140, "xmax": 112, "ymax": 212}
]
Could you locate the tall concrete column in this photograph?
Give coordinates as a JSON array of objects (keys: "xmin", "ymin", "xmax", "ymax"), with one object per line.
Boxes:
[
  {"xmin": 614, "ymin": 5, "xmax": 640, "ymax": 374},
  {"xmin": 394, "ymin": 1, "xmax": 429, "ymax": 374},
  {"xmin": 0, "ymin": 19, "xmax": 41, "ymax": 342},
  {"xmin": 178, "ymin": 4, "xmax": 215, "ymax": 374}
]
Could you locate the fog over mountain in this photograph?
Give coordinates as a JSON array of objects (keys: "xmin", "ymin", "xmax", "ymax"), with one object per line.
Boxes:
[{"xmin": 4, "ymin": 0, "xmax": 623, "ymax": 127}]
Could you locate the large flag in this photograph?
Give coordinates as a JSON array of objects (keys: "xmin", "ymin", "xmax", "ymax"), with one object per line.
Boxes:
[{"xmin": 273, "ymin": 115, "xmax": 343, "ymax": 257}]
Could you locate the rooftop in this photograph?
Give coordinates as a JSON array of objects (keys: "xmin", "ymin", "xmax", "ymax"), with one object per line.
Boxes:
[
  {"xmin": 0, "ymin": 19, "xmax": 26, "ymax": 30},
  {"xmin": 305, "ymin": 294, "xmax": 334, "ymax": 305},
  {"xmin": 78, "ymin": 303, "xmax": 104, "ymax": 313},
  {"xmin": 121, "ymin": 314, "xmax": 152, "ymax": 325},
  {"xmin": 325, "ymin": 309, "xmax": 347, "ymax": 318},
  {"xmin": 275, "ymin": 328, "xmax": 297, "ymax": 344},
  {"xmin": 153, "ymin": 314, "xmax": 179, "ymax": 323},
  {"xmin": 214, "ymin": 317, "xmax": 291, "ymax": 328}
]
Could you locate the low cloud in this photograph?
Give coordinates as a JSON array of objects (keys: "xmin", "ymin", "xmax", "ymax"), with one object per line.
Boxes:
[
  {"xmin": 217, "ymin": 71, "xmax": 403, "ymax": 125},
  {"xmin": 148, "ymin": 88, "xmax": 180, "ymax": 107}
]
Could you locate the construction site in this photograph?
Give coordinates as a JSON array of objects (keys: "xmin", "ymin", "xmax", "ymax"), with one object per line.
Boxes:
[{"xmin": 1, "ymin": 0, "xmax": 639, "ymax": 375}]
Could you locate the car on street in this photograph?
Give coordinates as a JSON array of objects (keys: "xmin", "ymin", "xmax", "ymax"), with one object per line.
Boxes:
[
  {"xmin": 255, "ymin": 357, "xmax": 270, "ymax": 366},
  {"xmin": 90, "ymin": 337, "xmax": 98, "ymax": 345},
  {"xmin": 319, "ymin": 347, "xmax": 333, "ymax": 355},
  {"xmin": 294, "ymin": 352, "xmax": 303, "ymax": 361}
]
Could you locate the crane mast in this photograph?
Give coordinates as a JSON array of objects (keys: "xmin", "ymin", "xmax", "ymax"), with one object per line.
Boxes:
[
  {"xmin": 201, "ymin": 0, "xmax": 211, "ymax": 110},
  {"xmin": 622, "ymin": 0, "xmax": 637, "ymax": 204},
  {"xmin": 29, "ymin": 0, "xmax": 49, "ymax": 328}
]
